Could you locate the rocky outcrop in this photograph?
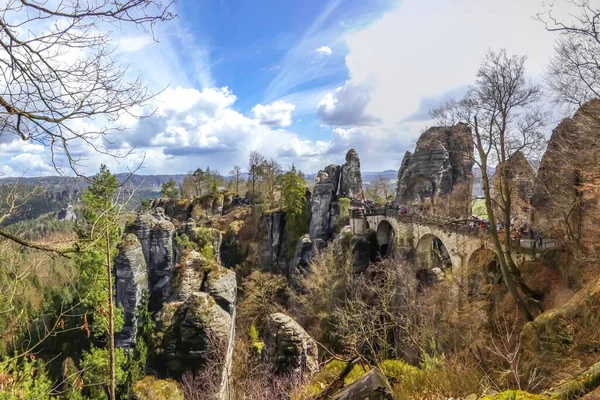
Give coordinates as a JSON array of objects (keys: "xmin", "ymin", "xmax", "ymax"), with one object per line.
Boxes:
[
  {"xmin": 395, "ymin": 124, "xmax": 473, "ymax": 216},
  {"xmin": 265, "ymin": 211, "xmax": 289, "ymax": 272},
  {"xmin": 57, "ymin": 205, "xmax": 76, "ymax": 222},
  {"xmin": 532, "ymin": 99, "xmax": 600, "ymax": 234},
  {"xmin": 491, "ymin": 151, "xmax": 536, "ymax": 226},
  {"xmin": 263, "ymin": 313, "xmax": 318, "ymax": 378},
  {"xmin": 340, "ymin": 149, "xmax": 363, "ymax": 199},
  {"xmin": 325, "ymin": 164, "xmax": 342, "ymax": 197},
  {"xmin": 332, "ymin": 368, "xmax": 395, "ymax": 400},
  {"xmin": 154, "ymin": 251, "xmax": 236, "ymax": 378},
  {"xmin": 124, "ymin": 208, "xmax": 176, "ymax": 312},
  {"xmin": 310, "ymin": 171, "xmax": 335, "ymax": 240},
  {"xmin": 115, "ymin": 234, "xmax": 148, "ymax": 348}
]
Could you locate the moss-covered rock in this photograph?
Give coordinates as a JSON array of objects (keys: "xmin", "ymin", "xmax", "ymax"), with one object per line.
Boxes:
[{"xmin": 133, "ymin": 376, "xmax": 184, "ymax": 400}]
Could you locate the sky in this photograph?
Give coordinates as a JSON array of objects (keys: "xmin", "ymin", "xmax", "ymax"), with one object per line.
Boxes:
[{"xmin": 0, "ymin": 0, "xmax": 574, "ymax": 177}]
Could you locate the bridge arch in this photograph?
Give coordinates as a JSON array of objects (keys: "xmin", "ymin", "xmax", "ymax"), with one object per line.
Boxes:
[
  {"xmin": 414, "ymin": 233, "xmax": 452, "ymax": 288},
  {"xmin": 376, "ymin": 220, "xmax": 395, "ymax": 258}
]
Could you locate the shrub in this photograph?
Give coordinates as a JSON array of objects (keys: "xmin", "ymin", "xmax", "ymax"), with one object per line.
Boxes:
[{"xmin": 133, "ymin": 376, "xmax": 184, "ymax": 400}]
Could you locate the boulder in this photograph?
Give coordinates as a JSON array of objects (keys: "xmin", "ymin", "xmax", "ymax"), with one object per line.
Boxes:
[
  {"xmin": 263, "ymin": 313, "xmax": 318, "ymax": 378},
  {"xmin": 350, "ymin": 235, "xmax": 376, "ymax": 273},
  {"xmin": 340, "ymin": 149, "xmax": 364, "ymax": 199},
  {"xmin": 395, "ymin": 124, "xmax": 473, "ymax": 216},
  {"xmin": 332, "ymin": 368, "xmax": 395, "ymax": 400},
  {"xmin": 309, "ymin": 171, "xmax": 335, "ymax": 240},
  {"xmin": 115, "ymin": 234, "xmax": 148, "ymax": 348}
]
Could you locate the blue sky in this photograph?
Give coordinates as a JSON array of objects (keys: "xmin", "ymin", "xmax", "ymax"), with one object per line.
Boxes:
[{"xmin": 0, "ymin": 0, "xmax": 571, "ymax": 177}]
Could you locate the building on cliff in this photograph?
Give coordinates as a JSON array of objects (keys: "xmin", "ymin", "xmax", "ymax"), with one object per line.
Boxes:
[{"xmin": 395, "ymin": 123, "xmax": 474, "ymax": 217}]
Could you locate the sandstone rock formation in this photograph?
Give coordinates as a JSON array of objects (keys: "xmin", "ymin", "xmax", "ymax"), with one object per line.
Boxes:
[
  {"xmin": 332, "ymin": 368, "xmax": 395, "ymax": 400},
  {"xmin": 310, "ymin": 171, "xmax": 335, "ymax": 241},
  {"xmin": 491, "ymin": 150, "xmax": 536, "ymax": 226},
  {"xmin": 263, "ymin": 313, "xmax": 318, "ymax": 378},
  {"xmin": 532, "ymin": 99, "xmax": 600, "ymax": 235},
  {"xmin": 57, "ymin": 204, "xmax": 76, "ymax": 221},
  {"xmin": 265, "ymin": 211, "xmax": 289, "ymax": 272},
  {"xmin": 154, "ymin": 251, "xmax": 236, "ymax": 377},
  {"xmin": 395, "ymin": 124, "xmax": 473, "ymax": 216},
  {"xmin": 115, "ymin": 234, "xmax": 148, "ymax": 348},
  {"xmin": 340, "ymin": 149, "xmax": 364, "ymax": 199}
]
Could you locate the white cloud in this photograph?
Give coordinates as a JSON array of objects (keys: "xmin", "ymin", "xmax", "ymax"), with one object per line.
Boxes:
[
  {"xmin": 317, "ymin": 81, "xmax": 381, "ymax": 126},
  {"xmin": 117, "ymin": 35, "xmax": 153, "ymax": 53},
  {"xmin": 315, "ymin": 46, "xmax": 333, "ymax": 56},
  {"xmin": 252, "ymin": 101, "xmax": 296, "ymax": 127},
  {"xmin": 343, "ymin": 0, "xmax": 560, "ymax": 128}
]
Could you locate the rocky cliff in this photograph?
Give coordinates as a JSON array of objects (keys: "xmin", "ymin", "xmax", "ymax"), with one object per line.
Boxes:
[
  {"xmin": 532, "ymin": 99, "xmax": 600, "ymax": 235},
  {"xmin": 114, "ymin": 201, "xmax": 237, "ymax": 396},
  {"xmin": 395, "ymin": 124, "xmax": 473, "ymax": 216},
  {"xmin": 491, "ymin": 150, "xmax": 536, "ymax": 226}
]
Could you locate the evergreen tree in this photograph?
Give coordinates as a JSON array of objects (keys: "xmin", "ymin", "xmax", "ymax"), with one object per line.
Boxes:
[
  {"xmin": 79, "ymin": 165, "xmax": 122, "ymax": 400},
  {"xmin": 160, "ymin": 179, "xmax": 179, "ymax": 200}
]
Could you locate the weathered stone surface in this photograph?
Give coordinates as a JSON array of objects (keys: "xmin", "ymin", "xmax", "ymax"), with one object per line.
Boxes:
[
  {"xmin": 154, "ymin": 250, "xmax": 237, "ymax": 378},
  {"xmin": 57, "ymin": 204, "xmax": 76, "ymax": 222},
  {"xmin": 332, "ymin": 368, "xmax": 395, "ymax": 400},
  {"xmin": 350, "ymin": 235, "xmax": 376, "ymax": 273},
  {"xmin": 310, "ymin": 171, "xmax": 335, "ymax": 240},
  {"xmin": 263, "ymin": 313, "xmax": 318, "ymax": 377},
  {"xmin": 491, "ymin": 151, "xmax": 536, "ymax": 226},
  {"xmin": 395, "ymin": 124, "xmax": 473, "ymax": 215},
  {"xmin": 325, "ymin": 164, "xmax": 342, "ymax": 197},
  {"xmin": 265, "ymin": 211, "xmax": 289, "ymax": 271},
  {"xmin": 115, "ymin": 234, "xmax": 148, "ymax": 348},
  {"xmin": 205, "ymin": 266, "xmax": 237, "ymax": 312},
  {"xmin": 532, "ymin": 99, "xmax": 600, "ymax": 234},
  {"xmin": 340, "ymin": 149, "xmax": 363, "ymax": 199}
]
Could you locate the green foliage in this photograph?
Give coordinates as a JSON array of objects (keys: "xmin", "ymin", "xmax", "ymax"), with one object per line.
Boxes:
[
  {"xmin": 248, "ymin": 324, "xmax": 264, "ymax": 355},
  {"xmin": 200, "ymin": 244, "xmax": 214, "ymax": 260},
  {"xmin": 175, "ymin": 233, "xmax": 199, "ymax": 251},
  {"xmin": 81, "ymin": 346, "xmax": 127, "ymax": 399},
  {"xmin": 238, "ymin": 271, "xmax": 288, "ymax": 332},
  {"xmin": 0, "ymin": 356, "xmax": 53, "ymax": 399},
  {"xmin": 280, "ymin": 166, "xmax": 310, "ymax": 255},
  {"xmin": 472, "ymin": 198, "xmax": 488, "ymax": 219},
  {"xmin": 220, "ymin": 230, "xmax": 245, "ymax": 268},
  {"xmin": 160, "ymin": 178, "xmax": 179, "ymax": 199}
]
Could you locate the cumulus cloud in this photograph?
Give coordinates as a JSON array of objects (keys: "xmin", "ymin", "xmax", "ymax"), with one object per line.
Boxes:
[
  {"xmin": 252, "ymin": 101, "xmax": 296, "ymax": 127},
  {"xmin": 317, "ymin": 81, "xmax": 382, "ymax": 127},
  {"xmin": 315, "ymin": 46, "xmax": 333, "ymax": 56}
]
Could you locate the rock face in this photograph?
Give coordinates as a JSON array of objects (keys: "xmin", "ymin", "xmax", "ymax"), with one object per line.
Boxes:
[
  {"xmin": 491, "ymin": 151, "xmax": 536, "ymax": 226},
  {"xmin": 263, "ymin": 313, "xmax": 318, "ymax": 378},
  {"xmin": 310, "ymin": 171, "xmax": 335, "ymax": 240},
  {"xmin": 532, "ymin": 99, "xmax": 600, "ymax": 234},
  {"xmin": 154, "ymin": 251, "xmax": 236, "ymax": 378},
  {"xmin": 395, "ymin": 124, "xmax": 473, "ymax": 216},
  {"xmin": 332, "ymin": 368, "xmax": 395, "ymax": 400},
  {"xmin": 340, "ymin": 149, "xmax": 364, "ymax": 199},
  {"xmin": 325, "ymin": 164, "xmax": 342, "ymax": 197},
  {"xmin": 57, "ymin": 205, "xmax": 76, "ymax": 221},
  {"xmin": 266, "ymin": 211, "xmax": 289, "ymax": 272},
  {"xmin": 115, "ymin": 234, "xmax": 148, "ymax": 348}
]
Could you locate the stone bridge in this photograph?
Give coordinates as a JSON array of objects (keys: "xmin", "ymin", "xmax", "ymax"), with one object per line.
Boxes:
[{"xmin": 349, "ymin": 211, "xmax": 533, "ymax": 281}]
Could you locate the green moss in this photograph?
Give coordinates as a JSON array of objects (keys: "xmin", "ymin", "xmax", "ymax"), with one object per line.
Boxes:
[{"xmin": 481, "ymin": 390, "xmax": 551, "ymax": 400}]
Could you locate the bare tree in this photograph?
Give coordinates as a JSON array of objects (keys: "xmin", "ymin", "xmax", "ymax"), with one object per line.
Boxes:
[
  {"xmin": 248, "ymin": 151, "xmax": 265, "ymax": 198},
  {"xmin": 261, "ymin": 159, "xmax": 282, "ymax": 207},
  {"xmin": 0, "ymin": 0, "xmax": 174, "ymax": 249},
  {"xmin": 431, "ymin": 50, "xmax": 548, "ymax": 322},
  {"xmin": 538, "ymin": 0, "xmax": 600, "ymax": 107},
  {"xmin": 229, "ymin": 165, "xmax": 243, "ymax": 195}
]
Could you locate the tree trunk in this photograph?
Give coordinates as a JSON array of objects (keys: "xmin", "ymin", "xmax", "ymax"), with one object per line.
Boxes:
[
  {"xmin": 474, "ymin": 120, "xmax": 533, "ymax": 322},
  {"xmin": 106, "ymin": 223, "xmax": 116, "ymax": 400}
]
